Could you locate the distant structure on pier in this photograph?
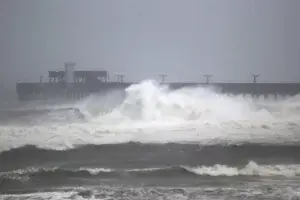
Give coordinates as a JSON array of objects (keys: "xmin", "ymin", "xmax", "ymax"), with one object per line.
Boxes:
[
  {"xmin": 115, "ymin": 75, "xmax": 124, "ymax": 83},
  {"xmin": 251, "ymin": 74, "xmax": 260, "ymax": 84},
  {"xmin": 159, "ymin": 74, "xmax": 167, "ymax": 83},
  {"xmin": 203, "ymin": 74, "xmax": 213, "ymax": 84},
  {"xmin": 48, "ymin": 62, "xmax": 109, "ymax": 84}
]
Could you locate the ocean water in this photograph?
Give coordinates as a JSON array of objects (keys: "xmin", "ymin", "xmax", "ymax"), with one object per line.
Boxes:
[{"xmin": 1, "ymin": 80, "xmax": 300, "ymax": 199}]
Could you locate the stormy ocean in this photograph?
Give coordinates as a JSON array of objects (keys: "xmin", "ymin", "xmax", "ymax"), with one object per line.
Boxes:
[{"xmin": 1, "ymin": 80, "xmax": 300, "ymax": 200}]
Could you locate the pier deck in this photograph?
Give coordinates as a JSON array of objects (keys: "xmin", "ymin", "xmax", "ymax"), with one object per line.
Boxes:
[{"xmin": 16, "ymin": 82, "xmax": 300, "ymax": 101}]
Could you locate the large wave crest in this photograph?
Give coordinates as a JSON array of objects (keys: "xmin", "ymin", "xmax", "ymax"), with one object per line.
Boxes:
[{"xmin": 1, "ymin": 80, "xmax": 300, "ymax": 152}]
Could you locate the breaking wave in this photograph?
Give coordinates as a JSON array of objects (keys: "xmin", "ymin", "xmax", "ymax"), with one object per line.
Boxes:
[
  {"xmin": 2, "ymin": 143, "xmax": 300, "ymax": 173},
  {"xmin": 183, "ymin": 161, "xmax": 300, "ymax": 177},
  {"xmin": 80, "ymin": 80, "xmax": 300, "ymax": 122},
  {"xmin": 1, "ymin": 80, "xmax": 300, "ymax": 152},
  {"xmin": 2, "ymin": 161, "xmax": 300, "ymax": 182},
  {"xmin": 80, "ymin": 80, "xmax": 272, "ymax": 123}
]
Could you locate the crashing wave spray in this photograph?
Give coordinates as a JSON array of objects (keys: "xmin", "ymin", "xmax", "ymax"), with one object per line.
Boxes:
[
  {"xmin": 87, "ymin": 80, "xmax": 275, "ymax": 124},
  {"xmin": 1, "ymin": 80, "xmax": 300, "ymax": 152}
]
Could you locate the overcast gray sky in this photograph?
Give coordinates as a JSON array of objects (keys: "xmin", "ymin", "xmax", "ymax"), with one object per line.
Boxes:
[{"xmin": 1, "ymin": 0, "xmax": 300, "ymax": 91}]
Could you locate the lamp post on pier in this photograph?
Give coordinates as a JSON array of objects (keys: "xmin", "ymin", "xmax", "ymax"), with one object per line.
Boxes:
[
  {"xmin": 203, "ymin": 74, "xmax": 212, "ymax": 84},
  {"xmin": 159, "ymin": 74, "xmax": 167, "ymax": 83},
  {"xmin": 251, "ymin": 74, "xmax": 260, "ymax": 83}
]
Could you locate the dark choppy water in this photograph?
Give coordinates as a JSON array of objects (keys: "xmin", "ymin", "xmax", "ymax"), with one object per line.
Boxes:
[
  {"xmin": 2, "ymin": 83, "xmax": 300, "ymax": 199},
  {"xmin": 1, "ymin": 143, "xmax": 300, "ymax": 199}
]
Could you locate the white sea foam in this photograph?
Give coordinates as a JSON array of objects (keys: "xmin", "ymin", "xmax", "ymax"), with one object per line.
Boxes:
[
  {"xmin": 183, "ymin": 161, "xmax": 300, "ymax": 177},
  {"xmin": 1, "ymin": 80, "xmax": 300, "ymax": 152},
  {"xmin": 2, "ymin": 187, "xmax": 300, "ymax": 200}
]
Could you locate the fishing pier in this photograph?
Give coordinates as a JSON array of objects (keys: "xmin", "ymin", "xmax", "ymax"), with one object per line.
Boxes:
[{"xmin": 16, "ymin": 63, "xmax": 300, "ymax": 101}]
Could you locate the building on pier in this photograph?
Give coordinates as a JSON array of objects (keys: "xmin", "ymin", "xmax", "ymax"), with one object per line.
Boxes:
[{"xmin": 47, "ymin": 62, "xmax": 109, "ymax": 84}]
